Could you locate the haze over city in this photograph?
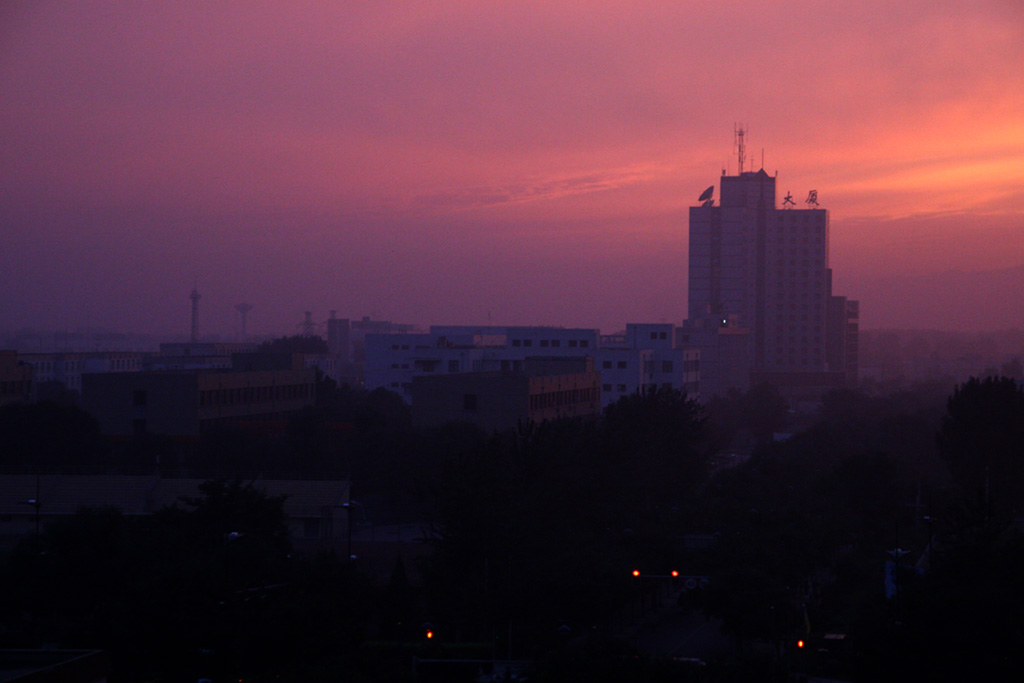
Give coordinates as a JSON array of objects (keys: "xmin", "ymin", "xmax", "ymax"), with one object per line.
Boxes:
[{"xmin": 3, "ymin": 1, "xmax": 1023, "ymax": 337}]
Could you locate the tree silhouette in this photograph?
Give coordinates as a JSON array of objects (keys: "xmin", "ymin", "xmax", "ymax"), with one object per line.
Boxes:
[{"xmin": 937, "ymin": 376, "xmax": 1024, "ymax": 506}]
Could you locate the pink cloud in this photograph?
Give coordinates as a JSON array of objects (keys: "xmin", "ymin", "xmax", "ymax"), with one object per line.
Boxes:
[{"xmin": 1, "ymin": 1, "xmax": 1022, "ymax": 334}]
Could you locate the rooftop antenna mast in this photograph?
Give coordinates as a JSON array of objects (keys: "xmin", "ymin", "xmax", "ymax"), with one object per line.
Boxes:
[
  {"xmin": 235, "ymin": 303, "xmax": 252, "ymax": 339},
  {"xmin": 734, "ymin": 124, "xmax": 747, "ymax": 174}
]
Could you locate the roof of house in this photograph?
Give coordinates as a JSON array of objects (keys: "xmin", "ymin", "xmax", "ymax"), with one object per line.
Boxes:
[{"xmin": 0, "ymin": 474, "xmax": 349, "ymax": 519}]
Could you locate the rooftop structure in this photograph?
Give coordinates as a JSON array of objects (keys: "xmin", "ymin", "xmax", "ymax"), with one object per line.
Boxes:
[{"xmin": 685, "ymin": 143, "xmax": 858, "ymax": 397}]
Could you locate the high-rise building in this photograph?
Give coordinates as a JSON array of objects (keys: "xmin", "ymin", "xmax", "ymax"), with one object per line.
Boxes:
[{"xmin": 684, "ymin": 155, "xmax": 857, "ymax": 398}]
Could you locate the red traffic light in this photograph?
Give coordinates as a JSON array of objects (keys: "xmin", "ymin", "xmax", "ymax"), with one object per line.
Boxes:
[
  {"xmin": 425, "ymin": 629, "xmax": 434, "ymax": 640},
  {"xmin": 632, "ymin": 569, "xmax": 641, "ymax": 577},
  {"xmin": 671, "ymin": 570, "xmax": 680, "ymax": 578},
  {"xmin": 796, "ymin": 639, "xmax": 805, "ymax": 648}
]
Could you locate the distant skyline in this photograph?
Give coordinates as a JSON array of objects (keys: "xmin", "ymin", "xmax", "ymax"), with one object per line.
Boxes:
[{"xmin": 2, "ymin": 1, "xmax": 1023, "ymax": 337}]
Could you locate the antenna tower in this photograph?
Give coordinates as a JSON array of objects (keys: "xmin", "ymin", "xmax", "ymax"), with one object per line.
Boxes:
[
  {"xmin": 734, "ymin": 124, "xmax": 747, "ymax": 174},
  {"xmin": 189, "ymin": 287, "xmax": 201, "ymax": 343},
  {"xmin": 301, "ymin": 311, "xmax": 316, "ymax": 337},
  {"xmin": 235, "ymin": 303, "xmax": 252, "ymax": 339}
]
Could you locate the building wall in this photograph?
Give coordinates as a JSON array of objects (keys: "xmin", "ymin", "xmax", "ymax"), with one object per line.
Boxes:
[
  {"xmin": 687, "ymin": 168, "xmax": 855, "ymax": 397},
  {"xmin": 369, "ymin": 324, "xmax": 699, "ymax": 407},
  {"xmin": 326, "ymin": 317, "xmax": 351, "ymax": 362},
  {"xmin": 762, "ymin": 209, "xmax": 830, "ymax": 372},
  {"xmin": 527, "ymin": 368, "xmax": 602, "ymax": 423},
  {"xmin": 83, "ymin": 371, "xmax": 201, "ymax": 437},
  {"xmin": 20, "ymin": 351, "xmax": 145, "ymax": 397},
  {"xmin": 0, "ymin": 351, "xmax": 32, "ymax": 405},
  {"xmin": 411, "ymin": 361, "xmax": 602, "ymax": 432},
  {"xmin": 82, "ymin": 369, "xmax": 315, "ymax": 438},
  {"xmin": 411, "ymin": 372, "xmax": 530, "ymax": 432},
  {"xmin": 365, "ymin": 327, "xmax": 599, "ymax": 403},
  {"xmin": 596, "ymin": 324, "xmax": 701, "ymax": 404},
  {"xmin": 678, "ymin": 320, "xmax": 749, "ymax": 397},
  {"xmin": 197, "ymin": 369, "xmax": 315, "ymax": 431}
]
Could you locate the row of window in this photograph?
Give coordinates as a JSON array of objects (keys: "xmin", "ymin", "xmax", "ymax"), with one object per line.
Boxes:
[
  {"xmin": 775, "ymin": 304, "xmax": 820, "ymax": 313},
  {"xmin": 773, "ymin": 345, "xmax": 824, "ymax": 353},
  {"xmin": 199, "ymin": 384, "xmax": 312, "ymax": 407},
  {"xmin": 511, "ymin": 338, "xmax": 590, "ymax": 348},
  {"xmin": 0, "ymin": 380, "xmax": 30, "ymax": 395},
  {"xmin": 773, "ymin": 216, "xmax": 824, "ymax": 225},
  {"xmin": 776, "ymin": 258, "xmax": 822, "ymax": 267},
  {"xmin": 773, "ymin": 358, "xmax": 820, "ymax": 367},
  {"xmin": 600, "ymin": 359, "xmax": 699, "ymax": 373},
  {"xmin": 601, "ymin": 382, "xmax": 696, "ymax": 394},
  {"xmin": 529, "ymin": 386, "xmax": 599, "ymax": 411},
  {"xmin": 32, "ymin": 358, "xmax": 140, "ymax": 371}
]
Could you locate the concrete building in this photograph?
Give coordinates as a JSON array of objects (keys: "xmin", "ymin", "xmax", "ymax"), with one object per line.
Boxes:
[
  {"xmin": 81, "ymin": 368, "xmax": 315, "ymax": 440},
  {"xmin": 146, "ymin": 342, "xmax": 257, "ymax": 371},
  {"xmin": 349, "ymin": 316, "xmax": 420, "ymax": 364},
  {"xmin": 365, "ymin": 326, "xmax": 600, "ymax": 403},
  {"xmin": 231, "ymin": 349, "xmax": 341, "ymax": 385},
  {"xmin": 0, "ymin": 350, "xmax": 32, "ymax": 406},
  {"xmin": 686, "ymin": 161, "xmax": 858, "ymax": 398},
  {"xmin": 19, "ymin": 351, "xmax": 145, "ymax": 398},
  {"xmin": 367, "ymin": 324, "xmax": 699, "ymax": 409},
  {"xmin": 411, "ymin": 357, "xmax": 601, "ymax": 432},
  {"xmin": 596, "ymin": 324, "xmax": 700, "ymax": 402}
]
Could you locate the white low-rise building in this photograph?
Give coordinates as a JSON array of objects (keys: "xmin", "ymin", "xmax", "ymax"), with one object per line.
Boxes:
[{"xmin": 366, "ymin": 324, "xmax": 699, "ymax": 408}]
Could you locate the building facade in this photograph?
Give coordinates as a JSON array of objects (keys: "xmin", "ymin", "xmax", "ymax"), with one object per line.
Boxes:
[
  {"xmin": 410, "ymin": 357, "xmax": 602, "ymax": 432},
  {"xmin": 81, "ymin": 368, "xmax": 315, "ymax": 439},
  {"xmin": 367, "ymin": 324, "xmax": 699, "ymax": 408},
  {"xmin": 686, "ymin": 167, "xmax": 858, "ymax": 397},
  {"xmin": 0, "ymin": 351, "xmax": 32, "ymax": 406},
  {"xmin": 19, "ymin": 351, "xmax": 145, "ymax": 398}
]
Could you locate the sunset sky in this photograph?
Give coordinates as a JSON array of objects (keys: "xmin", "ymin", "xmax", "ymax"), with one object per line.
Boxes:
[{"xmin": 2, "ymin": 1, "xmax": 1023, "ymax": 337}]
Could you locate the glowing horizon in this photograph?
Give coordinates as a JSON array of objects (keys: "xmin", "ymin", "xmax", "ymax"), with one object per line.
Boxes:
[{"xmin": 2, "ymin": 1, "xmax": 1022, "ymax": 336}]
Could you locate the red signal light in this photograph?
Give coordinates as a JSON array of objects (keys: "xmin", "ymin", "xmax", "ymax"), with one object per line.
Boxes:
[
  {"xmin": 797, "ymin": 639, "xmax": 804, "ymax": 648},
  {"xmin": 425, "ymin": 629, "xmax": 434, "ymax": 640},
  {"xmin": 632, "ymin": 570, "xmax": 641, "ymax": 577},
  {"xmin": 671, "ymin": 570, "xmax": 680, "ymax": 578}
]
